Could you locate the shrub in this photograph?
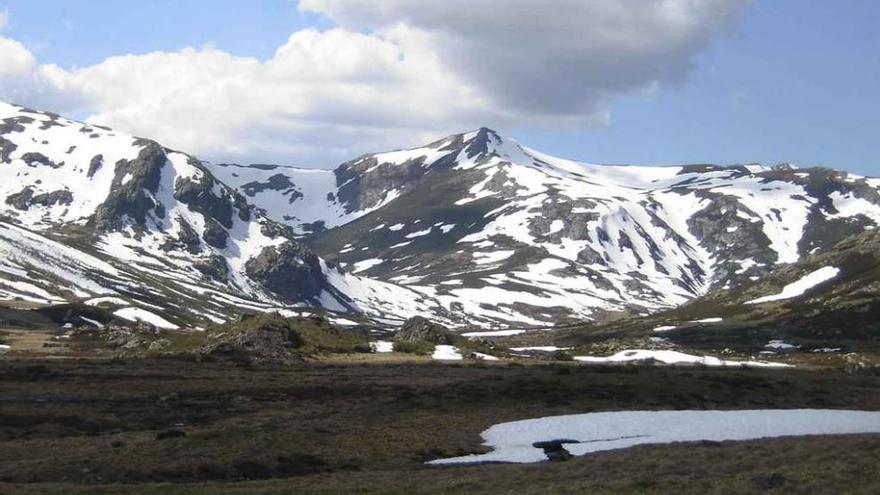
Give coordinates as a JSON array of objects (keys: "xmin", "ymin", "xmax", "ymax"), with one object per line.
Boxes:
[{"xmin": 393, "ymin": 340, "xmax": 435, "ymax": 355}]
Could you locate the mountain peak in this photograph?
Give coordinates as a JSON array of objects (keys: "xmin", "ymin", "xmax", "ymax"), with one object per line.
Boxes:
[{"xmin": 462, "ymin": 127, "xmax": 512, "ymax": 159}]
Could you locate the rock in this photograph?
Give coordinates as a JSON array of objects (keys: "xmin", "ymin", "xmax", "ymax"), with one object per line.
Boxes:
[
  {"xmin": 394, "ymin": 316, "xmax": 455, "ymax": 345},
  {"xmin": 94, "ymin": 142, "xmax": 166, "ymax": 231},
  {"xmin": 245, "ymin": 242, "xmax": 325, "ymax": 302},
  {"xmin": 532, "ymin": 439, "xmax": 579, "ymax": 462},
  {"xmin": 194, "ymin": 255, "xmax": 230, "ymax": 282},
  {"xmin": 202, "ymin": 218, "xmax": 229, "ymax": 249},
  {"xmin": 87, "ymin": 154, "xmax": 103, "ymax": 177}
]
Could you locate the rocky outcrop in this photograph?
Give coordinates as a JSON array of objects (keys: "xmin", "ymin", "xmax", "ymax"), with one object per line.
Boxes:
[
  {"xmin": 245, "ymin": 242, "xmax": 326, "ymax": 302},
  {"xmin": 394, "ymin": 316, "xmax": 455, "ymax": 345},
  {"xmin": 93, "ymin": 142, "xmax": 166, "ymax": 231},
  {"xmin": 203, "ymin": 313, "xmax": 369, "ymax": 363}
]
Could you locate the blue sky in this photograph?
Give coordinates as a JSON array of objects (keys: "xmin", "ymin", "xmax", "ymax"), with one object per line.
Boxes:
[{"xmin": 0, "ymin": 1, "xmax": 877, "ymax": 175}]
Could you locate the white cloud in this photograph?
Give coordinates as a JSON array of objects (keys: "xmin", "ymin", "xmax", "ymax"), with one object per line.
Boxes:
[
  {"xmin": 0, "ymin": 1, "xmax": 748, "ymax": 166},
  {"xmin": 0, "ymin": 37, "xmax": 34, "ymax": 75},
  {"xmin": 301, "ymin": 0, "xmax": 747, "ymax": 123}
]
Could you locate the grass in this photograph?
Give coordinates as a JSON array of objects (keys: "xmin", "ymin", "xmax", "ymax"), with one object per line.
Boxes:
[
  {"xmin": 393, "ymin": 340, "xmax": 435, "ymax": 355},
  {"xmin": 0, "ymin": 357, "xmax": 878, "ymax": 493}
]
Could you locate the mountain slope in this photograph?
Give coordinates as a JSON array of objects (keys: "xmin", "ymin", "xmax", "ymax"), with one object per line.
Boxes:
[
  {"xmin": 213, "ymin": 128, "xmax": 880, "ymax": 327},
  {"xmin": 553, "ymin": 228, "xmax": 880, "ymax": 355},
  {"xmin": 0, "ymin": 102, "xmax": 445, "ymax": 328}
]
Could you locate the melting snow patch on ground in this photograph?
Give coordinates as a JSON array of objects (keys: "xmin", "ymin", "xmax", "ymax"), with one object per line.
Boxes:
[
  {"xmin": 472, "ymin": 352, "xmax": 499, "ymax": 361},
  {"xmin": 573, "ymin": 349, "xmax": 789, "ymax": 368},
  {"xmin": 370, "ymin": 341, "xmax": 394, "ymax": 353},
  {"xmin": 114, "ymin": 307, "xmax": 179, "ymax": 330},
  {"xmin": 652, "ymin": 325, "xmax": 677, "ymax": 332},
  {"xmin": 747, "ymin": 266, "xmax": 840, "ymax": 304},
  {"xmin": 510, "ymin": 346, "xmax": 570, "ymax": 352},
  {"xmin": 429, "ymin": 409, "xmax": 880, "ymax": 464},
  {"xmin": 462, "ymin": 330, "xmax": 526, "ymax": 338},
  {"xmin": 432, "ymin": 345, "xmax": 463, "ymax": 360}
]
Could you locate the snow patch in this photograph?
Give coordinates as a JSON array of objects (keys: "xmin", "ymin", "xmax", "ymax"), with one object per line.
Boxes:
[
  {"xmin": 747, "ymin": 266, "xmax": 840, "ymax": 304},
  {"xmin": 430, "ymin": 409, "xmax": 880, "ymax": 464}
]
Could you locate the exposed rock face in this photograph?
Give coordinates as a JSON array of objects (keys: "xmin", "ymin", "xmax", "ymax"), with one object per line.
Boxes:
[
  {"xmin": 21, "ymin": 152, "xmax": 62, "ymax": 169},
  {"xmin": 334, "ymin": 133, "xmax": 465, "ymax": 213},
  {"xmin": 93, "ymin": 142, "xmax": 166, "ymax": 231},
  {"xmin": 241, "ymin": 173, "xmax": 298, "ymax": 199},
  {"xmin": 175, "ymin": 217, "xmax": 202, "ymax": 254},
  {"xmin": 87, "ymin": 154, "xmax": 103, "ymax": 177},
  {"xmin": 5, "ymin": 188, "xmax": 73, "ymax": 211},
  {"xmin": 194, "ymin": 254, "xmax": 230, "ymax": 282},
  {"xmin": 394, "ymin": 316, "xmax": 455, "ymax": 345},
  {"xmin": 245, "ymin": 242, "xmax": 326, "ymax": 302},
  {"xmin": 5, "ymin": 188, "xmax": 33, "ymax": 210},
  {"xmin": 202, "ymin": 218, "xmax": 229, "ymax": 249},
  {"xmin": 173, "ymin": 158, "xmax": 240, "ymax": 228}
]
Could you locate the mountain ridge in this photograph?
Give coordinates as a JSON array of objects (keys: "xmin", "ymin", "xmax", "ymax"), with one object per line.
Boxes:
[
  {"xmin": 213, "ymin": 126, "xmax": 880, "ymax": 326},
  {"xmin": 2, "ymin": 100, "xmax": 879, "ymax": 329}
]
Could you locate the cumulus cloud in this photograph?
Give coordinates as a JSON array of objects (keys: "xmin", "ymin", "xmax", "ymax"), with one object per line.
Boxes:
[
  {"xmin": 0, "ymin": 1, "xmax": 748, "ymax": 166},
  {"xmin": 301, "ymin": 0, "xmax": 747, "ymax": 123}
]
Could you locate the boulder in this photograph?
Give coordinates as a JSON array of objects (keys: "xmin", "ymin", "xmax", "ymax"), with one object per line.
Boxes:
[{"xmin": 394, "ymin": 316, "xmax": 455, "ymax": 345}]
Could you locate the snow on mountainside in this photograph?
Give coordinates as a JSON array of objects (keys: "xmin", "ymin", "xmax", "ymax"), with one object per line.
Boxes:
[
  {"xmin": 562, "ymin": 227, "xmax": 880, "ymax": 355},
  {"xmin": 0, "ymin": 102, "xmax": 444, "ymax": 327},
  {"xmin": 217, "ymin": 127, "xmax": 880, "ymax": 327},
  {"xmin": 3, "ymin": 100, "xmax": 880, "ymax": 330}
]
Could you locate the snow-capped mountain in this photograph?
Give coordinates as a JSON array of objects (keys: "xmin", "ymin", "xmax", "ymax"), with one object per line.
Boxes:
[
  {"xmin": 3, "ymin": 100, "xmax": 879, "ymax": 330},
  {"xmin": 213, "ymin": 128, "xmax": 880, "ymax": 327},
  {"xmin": 0, "ymin": 102, "xmax": 442, "ymax": 328}
]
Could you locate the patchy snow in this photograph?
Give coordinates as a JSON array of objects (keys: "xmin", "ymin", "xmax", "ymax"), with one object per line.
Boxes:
[
  {"xmin": 765, "ymin": 340, "xmax": 797, "ymax": 350},
  {"xmin": 80, "ymin": 316, "xmax": 104, "ymax": 328},
  {"xmin": 693, "ymin": 317, "xmax": 723, "ymax": 323},
  {"xmin": 432, "ymin": 345, "xmax": 463, "ymax": 360},
  {"xmin": 462, "ymin": 330, "xmax": 526, "ymax": 338},
  {"xmin": 472, "ymin": 352, "xmax": 499, "ymax": 361},
  {"xmin": 351, "ymin": 258, "xmax": 384, "ymax": 274},
  {"xmin": 747, "ymin": 267, "xmax": 840, "ymax": 304},
  {"xmin": 114, "ymin": 307, "xmax": 179, "ymax": 330},
  {"xmin": 430, "ymin": 409, "xmax": 880, "ymax": 464},
  {"xmin": 573, "ymin": 349, "xmax": 790, "ymax": 368},
  {"xmin": 653, "ymin": 325, "xmax": 677, "ymax": 332},
  {"xmin": 473, "ymin": 250, "xmax": 515, "ymax": 265},
  {"xmin": 85, "ymin": 296, "xmax": 129, "ymax": 306},
  {"xmin": 329, "ymin": 317, "xmax": 360, "ymax": 326},
  {"xmin": 370, "ymin": 341, "xmax": 394, "ymax": 353},
  {"xmin": 405, "ymin": 228, "xmax": 433, "ymax": 239},
  {"xmin": 510, "ymin": 346, "xmax": 570, "ymax": 352}
]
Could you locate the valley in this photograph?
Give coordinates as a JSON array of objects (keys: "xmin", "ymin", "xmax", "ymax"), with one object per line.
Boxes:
[
  {"xmin": 1, "ymin": 100, "xmax": 879, "ymax": 494},
  {"xmin": 0, "ymin": 356, "xmax": 879, "ymax": 494}
]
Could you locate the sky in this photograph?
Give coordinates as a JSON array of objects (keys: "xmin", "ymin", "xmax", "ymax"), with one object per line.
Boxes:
[{"xmin": 0, "ymin": 1, "xmax": 877, "ymax": 175}]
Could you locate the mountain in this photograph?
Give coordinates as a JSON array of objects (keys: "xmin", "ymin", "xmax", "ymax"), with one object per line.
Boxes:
[
  {"xmin": 212, "ymin": 128, "xmax": 880, "ymax": 327},
  {"xmin": 552, "ymin": 227, "xmax": 880, "ymax": 355},
  {"xmin": 0, "ymin": 102, "xmax": 441, "ymax": 329},
  {"xmin": 3, "ymin": 100, "xmax": 879, "ymax": 330}
]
